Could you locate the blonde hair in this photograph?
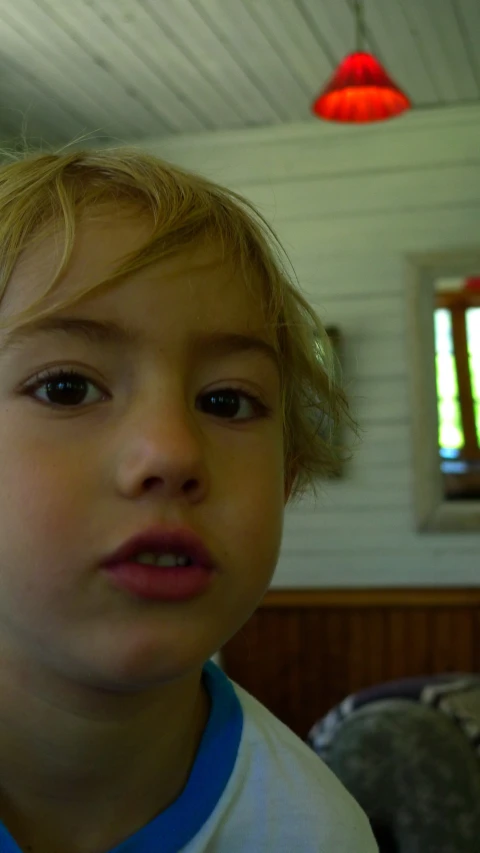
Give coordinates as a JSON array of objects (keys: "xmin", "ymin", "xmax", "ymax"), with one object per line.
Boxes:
[{"xmin": 0, "ymin": 146, "xmax": 356, "ymax": 502}]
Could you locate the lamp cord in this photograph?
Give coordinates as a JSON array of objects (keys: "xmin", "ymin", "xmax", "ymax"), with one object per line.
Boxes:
[{"xmin": 354, "ymin": 0, "xmax": 366, "ymax": 53}]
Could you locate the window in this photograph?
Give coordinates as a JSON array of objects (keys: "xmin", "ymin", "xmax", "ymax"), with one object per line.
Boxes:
[
  {"xmin": 434, "ymin": 287, "xmax": 480, "ymax": 500},
  {"xmin": 407, "ymin": 250, "xmax": 480, "ymax": 532}
]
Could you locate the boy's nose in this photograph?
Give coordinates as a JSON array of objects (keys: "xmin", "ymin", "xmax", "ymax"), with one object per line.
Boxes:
[{"xmin": 113, "ymin": 402, "xmax": 209, "ymax": 504}]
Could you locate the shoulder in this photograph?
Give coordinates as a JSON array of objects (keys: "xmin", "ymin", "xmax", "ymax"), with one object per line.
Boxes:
[{"xmin": 230, "ymin": 678, "xmax": 378, "ymax": 851}]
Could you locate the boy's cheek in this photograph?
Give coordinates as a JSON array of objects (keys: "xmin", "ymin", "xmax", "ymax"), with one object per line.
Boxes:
[
  {"xmin": 221, "ymin": 465, "xmax": 285, "ymax": 564},
  {"xmin": 1, "ymin": 454, "xmax": 82, "ymax": 537},
  {"xmin": 0, "ymin": 451, "xmax": 93, "ymax": 613}
]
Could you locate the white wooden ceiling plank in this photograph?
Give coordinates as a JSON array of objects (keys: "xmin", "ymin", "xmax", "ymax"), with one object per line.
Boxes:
[
  {"xmin": 0, "ymin": 113, "xmax": 71, "ymax": 151},
  {"xmin": 40, "ymin": 0, "xmax": 206, "ymax": 134},
  {"xmin": 0, "ymin": 76, "xmax": 60, "ymax": 144},
  {"xmin": 0, "ymin": 105, "xmax": 59, "ymax": 147},
  {"xmin": 193, "ymin": 0, "xmax": 311, "ymax": 121},
  {"xmin": 132, "ymin": 0, "xmax": 246, "ymax": 129},
  {"xmin": 454, "ymin": 0, "xmax": 480, "ymax": 88},
  {"xmin": 151, "ymin": 0, "xmax": 283, "ymax": 125},
  {"xmin": 241, "ymin": 0, "xmax": 333, "ymax": 95},
  {"xmin": 0, "ymin": 49, "xmax": 95, "ymax": 145},
  {"xmin": 89, "ymin": 0, "xmax": 244, "ymax": 131},
  {"xmin": 429, "ymin": 0, "xmax": 480, "ymax": 98},
  {"xmin": 363, "ymin": 0, "xmax": 440, "ymax": 105},
  {"xmin": 0, "ymin": 1, "xmax": 144, "ymax": 140},
  {"xmin": 294, "ymin": 0, "xmax": 361, "ymax": 61},
  {"xmin": 0, "ymin": 117, "xmax": 26, "ymax": 145},
  {"xmin": 400, "ymin": 0, "xmax": 479, "ymax": 101}
]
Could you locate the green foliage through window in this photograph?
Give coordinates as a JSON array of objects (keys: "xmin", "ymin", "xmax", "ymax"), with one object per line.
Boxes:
[{"xmin": 434, "ymin": 309, "xmax": 463, "ymax": 450}]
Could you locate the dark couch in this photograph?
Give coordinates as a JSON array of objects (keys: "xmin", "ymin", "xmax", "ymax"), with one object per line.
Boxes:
[{"xmin": 306, "ymin": 674, "xmax": 480, "ymax": 853}]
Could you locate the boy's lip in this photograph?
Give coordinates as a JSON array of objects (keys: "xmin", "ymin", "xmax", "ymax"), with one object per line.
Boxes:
[{"xmin": 101, "ymin": 524, "xmax": 216, "ymax": 570}]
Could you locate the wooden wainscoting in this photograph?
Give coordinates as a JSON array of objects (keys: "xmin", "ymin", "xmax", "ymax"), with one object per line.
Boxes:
[{"xmin": 221, "ymin": 588, "xmax": 480, "ymax": 739}]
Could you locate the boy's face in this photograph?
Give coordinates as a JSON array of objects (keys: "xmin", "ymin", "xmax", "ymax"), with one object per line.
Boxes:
[{"xmin": 0, "ymin": 209, "xmax": 288, "ymax": 691}]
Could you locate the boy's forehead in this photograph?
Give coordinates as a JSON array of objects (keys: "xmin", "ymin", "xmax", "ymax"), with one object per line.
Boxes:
[
  {"xmin": 1, "ymin": 213, "xmax": 143, "ymax": 315},
  {"xmin": 1, "ymin": 213, "xmax": 266, "ymax": 323}
]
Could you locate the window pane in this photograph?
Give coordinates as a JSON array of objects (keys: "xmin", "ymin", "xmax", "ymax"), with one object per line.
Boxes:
[
  {"xmin": 436, "ymin": 352, "xmax": 458, "ymax": 397},
  {"xmin": 467, "ymin": 308, "xmax": 480, "ymax": 400},
  {"xmin": 438, "ymin": 398, "xmax": 464, "ymax": 449},
  {"xmin": 435, "ymin": 309, "xmax": 454, "ymax": 354},
  {"xmin": 467, "ymin": 309, "xmax": 480, "ymax": 444},
  {"xmin": 469, "ymin": 357, "xmax": 480, "ymax": 400},
  {"xmin": 466, "ymin": 308, "xmax": 480, "ymax": 357},
  {"xmin": 434, "ymin": 308, "xmax": 464, "ymax": 450}
]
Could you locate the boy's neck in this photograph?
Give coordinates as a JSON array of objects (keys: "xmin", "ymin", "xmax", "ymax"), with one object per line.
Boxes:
[{"xmin": 0, "ymin": 666, "xmax": 210, "ymax": 853}]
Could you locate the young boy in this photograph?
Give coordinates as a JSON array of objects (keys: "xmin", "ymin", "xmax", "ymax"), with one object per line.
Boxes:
[{"xmin": 0, "ymin": 149, "xmax": 377, "ymax": 853}]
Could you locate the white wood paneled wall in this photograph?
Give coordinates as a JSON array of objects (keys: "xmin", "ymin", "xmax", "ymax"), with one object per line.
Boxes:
[{"xmin": 141, "ymin": 104, "xmax": 480, "ymax": 587}]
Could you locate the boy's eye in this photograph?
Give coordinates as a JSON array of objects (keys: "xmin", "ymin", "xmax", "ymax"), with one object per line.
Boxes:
[
  {"xmin": 23, "ymin": 369, "xmax": 270, "ymax": 421},
  {"xmin": 198, "ymin": 389, "xmax": 267, "ymax": 420},
  {"xmin": 25, "ymin": 369, "xmax": 105, "ymax": 408}
]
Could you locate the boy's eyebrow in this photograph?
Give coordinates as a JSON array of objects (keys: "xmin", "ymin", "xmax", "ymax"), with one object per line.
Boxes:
[{"xmin": 0, "ymin": 316, "xmax": 280, "ymax": 373}]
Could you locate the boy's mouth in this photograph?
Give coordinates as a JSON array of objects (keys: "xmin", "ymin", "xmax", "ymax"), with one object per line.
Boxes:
[
  {"xmin": 100, "ymin": 525, "xmax": 217, "ymax": 601},
  {"xmin": 101, "ymin": 524, "xmax": 216, "ymax": 571}
]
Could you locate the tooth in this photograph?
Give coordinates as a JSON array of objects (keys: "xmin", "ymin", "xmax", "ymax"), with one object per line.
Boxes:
[
  {"xmin": 156, "ymin": 554, "xmax": 180, "ymax": 567},
  {"xmin": 134, "ymin": 552, "xmax": 190, "ymax": 567},
  {"xmin": 135, "ymin": 553, "xmax": 158, "ymax": 566}
]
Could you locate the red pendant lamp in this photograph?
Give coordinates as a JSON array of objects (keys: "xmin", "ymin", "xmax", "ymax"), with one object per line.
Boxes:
[
  {"xmin": 312, "ymin": 0, "xmax": 411, "ymax": 124},
  {"xmin": 465, "ymin": 277, "xmax": 480, "ymax": 292}
]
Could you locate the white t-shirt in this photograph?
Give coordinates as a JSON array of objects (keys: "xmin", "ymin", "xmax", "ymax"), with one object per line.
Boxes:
[{"xmin": 0, "ymin": 661, "xmax": 378, "ymax": 852}]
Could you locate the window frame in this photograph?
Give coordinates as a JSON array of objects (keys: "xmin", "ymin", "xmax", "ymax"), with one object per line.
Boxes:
[{"xmin": 406, "ymin": 249, "xmax": 480, "ymax": 532}]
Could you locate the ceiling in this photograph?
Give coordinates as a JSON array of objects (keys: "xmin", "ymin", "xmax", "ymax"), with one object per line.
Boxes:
[{"xmin": 0, "ymin": 0, "xmax": 478, "ymax": 148}]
